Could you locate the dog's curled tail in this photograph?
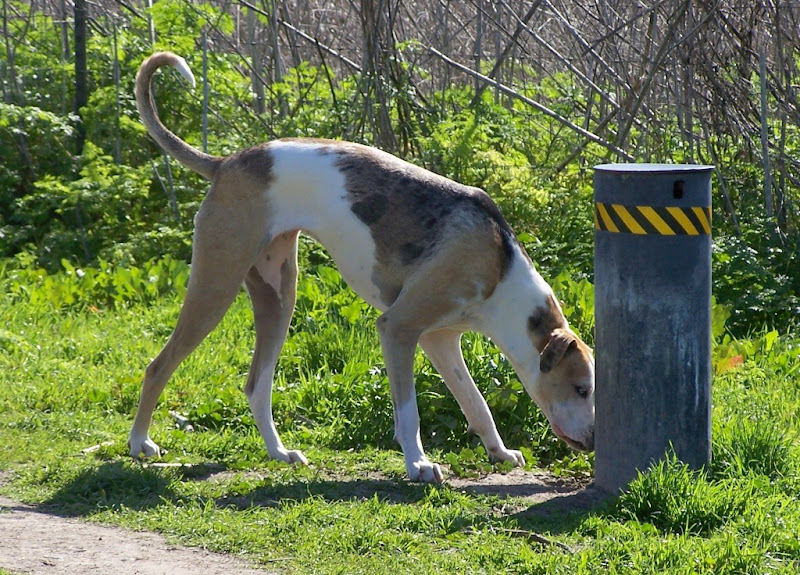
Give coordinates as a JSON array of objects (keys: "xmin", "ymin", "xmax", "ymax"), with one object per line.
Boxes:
[{"xmin": 135, "ymin": 52, "xmax": 221, "ymax": 180}]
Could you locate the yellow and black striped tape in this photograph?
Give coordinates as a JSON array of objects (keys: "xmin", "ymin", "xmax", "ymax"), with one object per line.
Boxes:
[{"xmin": 595, "ymin": 202, "xmax": 712, "ymax": 235}]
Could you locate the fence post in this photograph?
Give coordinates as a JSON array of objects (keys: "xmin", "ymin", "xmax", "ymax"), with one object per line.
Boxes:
[{"xmin": 593, "ymin": 163, "xmax": 714, "ymax": 493}]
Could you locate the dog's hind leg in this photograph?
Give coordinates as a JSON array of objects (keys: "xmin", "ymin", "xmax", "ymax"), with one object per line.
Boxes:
[
  {"xmin": 128, "ymin": 186, "xmax": 267, "ymax": 458},
  {"xmin": 243, "ymin": 231, "xmax": 306, "ymax": 464},
  {"xmin": 419, "ymin": 329, "xmax": 525, "ymax": 467},
  {"xmin": 127, "ymin": 250, "xmax": 252, "ymax": 458}
]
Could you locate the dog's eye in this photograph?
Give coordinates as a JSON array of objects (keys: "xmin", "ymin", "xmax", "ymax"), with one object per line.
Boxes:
[{"xmin": 575, "ymin": 386, "xmax": 589, "ymax": 399}]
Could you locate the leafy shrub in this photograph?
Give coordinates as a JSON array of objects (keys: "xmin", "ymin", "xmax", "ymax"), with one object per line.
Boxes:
[
  {"xmin": 0, "ymin": 102, "xmax": 76, "ymax": 227},
  {"xmin": 1, "ymin": 251, "xmax": 189, "ymax": 310},
  {"xmin": 6, "ymin": 143, "xmax": 196, "ymax": 269},
  {"xmin": 713, "ymin": 229, "xmax": 800, "ymax": 336},
  {"xmin": 2, "ymin": 0, "xmax": 800, "ymax": 337}
]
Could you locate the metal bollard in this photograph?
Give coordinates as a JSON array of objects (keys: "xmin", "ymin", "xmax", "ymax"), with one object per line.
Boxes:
[{"xmin": 593, "ymin": 163, "xmax": 714, "ymax": 494}]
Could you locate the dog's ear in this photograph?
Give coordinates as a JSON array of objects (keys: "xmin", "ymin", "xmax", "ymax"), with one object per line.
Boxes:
[{"xmin": 539, "ymin": 329, "xmax": 576, "ymax": 373}]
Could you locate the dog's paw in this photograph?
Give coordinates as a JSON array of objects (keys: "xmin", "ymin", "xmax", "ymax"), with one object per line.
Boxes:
[
  {"xmin": 285, "ymin": 449, "xmax": 309, "ymax": 465},
  {"xmin": 407, "ymin": 460, "xmax": 444, "ymax": 483},
  {"xmin": 272, "ymin": 448, "xmax": 309, "ymax": 466},
  {"xmin": 490, "ymin": 447, "xmax": 526, "ymax": 468},
  {"xmin": 128, "ymin": 435, "xmax": 161, "ymax": 459},
  {"xmin": 505, "ymin": 449, "xmax": 526, "ymax": 467}
]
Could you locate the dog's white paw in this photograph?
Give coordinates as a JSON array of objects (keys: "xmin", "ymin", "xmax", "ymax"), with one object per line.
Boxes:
[
  {"xmin": 128, "ymin": 435, "xmax": 161, "ymax": 458},
  {"xmin": 490, "ymin": 447, "xmax": 526, "ymax": 467},
  {"xmin": 285, "ymin": 449, "xmax": 309, "ymax": 465},
  {"xmin": 272, "ymin": 448, "xmax": 309, "ymax": 466},
  {"xmin": 407, "ymin": 460, "xmax": 444, "ymax": 483}
]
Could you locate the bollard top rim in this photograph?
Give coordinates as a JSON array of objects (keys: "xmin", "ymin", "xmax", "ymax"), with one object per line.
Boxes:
[{"xmin": 595, "ymin": 163, "xmax": 714, "ymax": 174}]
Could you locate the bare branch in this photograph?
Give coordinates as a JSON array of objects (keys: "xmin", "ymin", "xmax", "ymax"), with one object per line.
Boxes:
[{"xmin": 428, "ymin": 46, "xmax": 634, "ymax": 161}]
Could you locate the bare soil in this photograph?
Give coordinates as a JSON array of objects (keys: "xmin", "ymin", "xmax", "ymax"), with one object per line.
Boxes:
[
  {"xmin": 0, "ymin": 469, "xmax": 605, "ymax": 575},
  {"xmin": 0, "ymin": 496, "xmax": 275, "ymax": 575}
]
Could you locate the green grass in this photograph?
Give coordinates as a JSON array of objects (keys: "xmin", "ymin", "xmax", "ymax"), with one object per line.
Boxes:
[{"xmin": 1, "ymin": 257, "xmax": 800, "ymax": 574}]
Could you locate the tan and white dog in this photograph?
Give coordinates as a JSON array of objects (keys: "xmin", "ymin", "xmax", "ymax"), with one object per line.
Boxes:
[{"xmin": 128, "ymin": 52, "xmax": 595, "ymax": 482}]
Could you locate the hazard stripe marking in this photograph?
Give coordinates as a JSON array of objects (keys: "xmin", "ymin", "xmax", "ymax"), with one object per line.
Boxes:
[
  {"xmin": 637, "ymin": 206, "xmax": 675, "ymax": 236},
  {"xmin": 692, "ymin": 206, "xmax": 712, "ymax": 235},
  {"xmin": 595, "ymin": 203, "xmax": 711, "ymax": 235},
  {"xmin": 596, "ymin": 203, "xmax": 619, "ymax": 233},
  {"xmin": 666, "ymin": 207, "xmax": 699, "ymax": 235},
  {"xmin": 612, "ymin": 204, "xmax": 646, "ymax": 234}
]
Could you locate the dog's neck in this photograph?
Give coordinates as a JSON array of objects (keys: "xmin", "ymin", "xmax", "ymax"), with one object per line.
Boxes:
[{"xmin": 474, "ymin": 248, "xmax": 560, "ymax": 394}]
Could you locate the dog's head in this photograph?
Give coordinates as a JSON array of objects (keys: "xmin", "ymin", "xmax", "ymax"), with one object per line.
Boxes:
[
  {"xmin": 529, "ymin": 327, "xmax": 595, "ymax": 451},
  {"xmin": 512, "ymin": 294, "xmax": 594, "ymax": 451}
]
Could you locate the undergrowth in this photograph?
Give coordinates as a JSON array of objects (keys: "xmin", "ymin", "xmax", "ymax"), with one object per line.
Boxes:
[{"xmin": 1, "ymin": 254, "xmax": 799, "ymax": 574}]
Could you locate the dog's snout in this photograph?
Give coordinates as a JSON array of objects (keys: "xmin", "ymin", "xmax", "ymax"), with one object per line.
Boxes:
[{"xmin": 582, "ymin": 430, "xmax": 595, "ymax": 452}]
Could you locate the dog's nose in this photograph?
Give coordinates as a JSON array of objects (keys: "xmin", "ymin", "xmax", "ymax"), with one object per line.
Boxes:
[{"xmin": 582, "ymin": 430, "xmax": 595, "ymax": 452}]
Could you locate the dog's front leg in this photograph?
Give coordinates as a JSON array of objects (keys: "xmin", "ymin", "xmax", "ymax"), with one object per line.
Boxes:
[
  {"xmin": 377, "ymin": 314, "xmax": 443, "ymax": 483},
  {"xmin": 419, "ymin": 329, "xmax": 525, "ymax": 467}
]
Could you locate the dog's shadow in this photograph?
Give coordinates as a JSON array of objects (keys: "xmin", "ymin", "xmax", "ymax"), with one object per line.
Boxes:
[
  {"xmin": 36, "ymin": 460, "xmax": 610, "ymax": 536},
  {"xmin": 35, "ymin": 460, "xmax": 431, "ymax": 518},
  {"xmin": 509, "ymin": 484, "xmax": 615, "ymax": 533},
  {"xmin": 210, "ymin": 474, "xmax": 435, "ymax": 509},
  {"xmin": 208, "ymin": 472, "xmax": 611, "ymax": 541},
  {"xmin": 37, "ymin": 460, "xmax": 182, "ymax": 517}
]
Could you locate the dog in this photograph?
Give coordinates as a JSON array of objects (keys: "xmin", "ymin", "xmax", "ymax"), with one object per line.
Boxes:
[{"xmin": 128, "ymin": 52, "xmax": 595, "ymax": 482}]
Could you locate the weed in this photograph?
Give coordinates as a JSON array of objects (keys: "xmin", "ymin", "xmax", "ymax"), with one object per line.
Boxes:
[
  {"xmin": 712, "ymin": 416, "xmax": 798, "ymax": 483},
  {"xmin": 615, "ymin": 455, "xmax": 749, "ymax": 535}
]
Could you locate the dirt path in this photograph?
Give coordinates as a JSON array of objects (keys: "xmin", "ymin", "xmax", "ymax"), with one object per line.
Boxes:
[
  {"xmin": 0, "ymin": 497, "xmax": 275, "ymax": 575},
  {"xmin": 0, "ymin": 470, "xmax": 604, "ymax": 575}
]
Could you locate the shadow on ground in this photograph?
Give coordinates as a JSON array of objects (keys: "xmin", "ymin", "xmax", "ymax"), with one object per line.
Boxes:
[
  {"xmin": 211, "ymin": 474, "xmax": 437, "ymax": 508},
  {"xmin": 33, "ymin": 459, "xmax": 613, "ymax": 532},
  {"xmin": 38, "ymin": 460, "xmax": 188, "ymax": 516}
]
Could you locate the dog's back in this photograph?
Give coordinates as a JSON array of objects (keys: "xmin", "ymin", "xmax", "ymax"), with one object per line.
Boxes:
[{"xmin": 221, "ymin": 139, "xmax": 522, "ymax": 312}]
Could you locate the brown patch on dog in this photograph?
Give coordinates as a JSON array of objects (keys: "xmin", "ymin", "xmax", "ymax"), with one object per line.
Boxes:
[
  {"xmin": 526, "ymin": 296, "xmax": 591, "ymax": 377},
  {"xmin": 560, "ymin": 338, "xmax": 594, "ymax": 383},
  {"xmin": 539, "ymin": 333, "xmax": 594, "ymax": 415},
  {"xmin": 373, "ymin": 213, "xmax": 517, "ymax": 344},
  {"xmin": 222, "ymin": 143, "xmax": 276, "ymax": 181},
  {"xmin": 334, "ymin": 144, "xmax": 518, "ymax": 307},
  {"xmin": 527, "ymin": 295, "xmax": 567, "ymax": 353}
]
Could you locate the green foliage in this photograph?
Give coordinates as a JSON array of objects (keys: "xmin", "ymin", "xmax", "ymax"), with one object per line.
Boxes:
[
  {"xmin": 712, "ymin": 326, "xmax": 797, "ymax": 376},
  {"xmin": 1, "ymin": 277, "xmax": 799, "ymax": 573},
  {"xmin": 713, "ymin": 228, "xmax": 800, "ymax": 336},
  {"xmin": 1, "ymin": 251, "xmax": 189, "ymax": 309},
  {"xmin": 2, "ymin": 0, "xmax": 799, "ymax": 334},
  {"xmin": 548, "ymin": 271, "xmax": 595, "ymax": 344},
  {"xmin": 712, "ymin": 416, "xmax": 797, "ymax": 483},
  {"xmin": 0, "ymin": 2, "xmax": 72, "ymax": 110},
  {"xmin": 266, "ymin": 63, "xmax": 362, "ymax": 141},
  {"xmin": 0, "ymin": 250, "xmax": 589, "ymax": 463},
  {"xmin": 0, "ymin": 3, "xmax": 799, "ymax": 572},
  {"xmin": 7, "ymin": 143, "xmax": 194, "ymax": 268},
  {"xmin": 615, "ymin": 455, "xmax": 751, "ymax": 535},
  {"xmin": 0, "ymin": 102, "xmax": 76, "ymax": 221}
]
